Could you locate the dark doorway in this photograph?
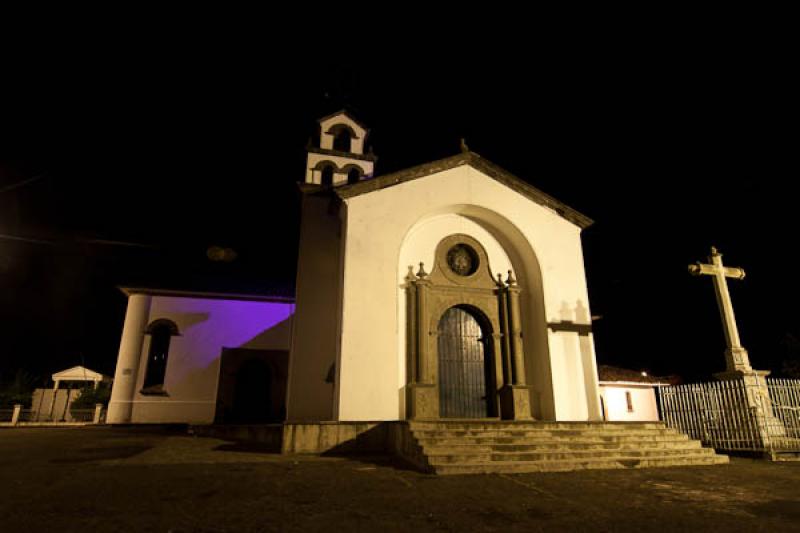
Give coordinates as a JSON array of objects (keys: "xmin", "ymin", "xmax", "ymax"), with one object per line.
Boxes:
[
  {"xmin": 215, "ymin": 348, "xmax": 288, "ymax": 424},
  {"xmin": 232, "ymin": 359, "xmax": 272, "ymax": 423},
  {"xmin": 437, "ymin": 306, "xmax": 495, "ymax": 418}
]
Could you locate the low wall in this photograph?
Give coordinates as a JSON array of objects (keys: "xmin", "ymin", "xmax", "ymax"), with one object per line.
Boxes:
[
  {"xmin": 192, "ymin": 424, "xmax": 283, "ymax": 451},
  {"xmin": 192, "ymin": 421, "xmax": 423, "ymax": 462},
  {"xmin": 282, "ymin": 422, "xmax": 389, "ymax": 454}
]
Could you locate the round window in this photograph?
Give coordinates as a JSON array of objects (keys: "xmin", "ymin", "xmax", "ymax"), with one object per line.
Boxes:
[{"xmin": 446, "ymin": 244, "xmax": 479, "ymax": 276}]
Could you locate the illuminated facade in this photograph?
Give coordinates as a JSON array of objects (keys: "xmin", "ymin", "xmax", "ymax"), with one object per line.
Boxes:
[{"xmin": 109, "ymin": 111, "xmax": 602, "ymax": 424}]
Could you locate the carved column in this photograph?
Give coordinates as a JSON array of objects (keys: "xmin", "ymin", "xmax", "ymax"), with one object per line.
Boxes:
[
  {"xmin": 498, "ymin": 271, "xmax": 532, "ymax": 420},
  {"xmin": 416, "ymin": 276, "xmax": 430, "ymax": 383},
  {"xmin": 404, "ymin": 268, "xmax": 418, "ymax": 384},
  {"xmin": 496, "ymin": 277, "xmax": 512, "ymax": 387},
  {"xmin": 491, "ymin": 332, "xmax": 505, "ymax": 399}
]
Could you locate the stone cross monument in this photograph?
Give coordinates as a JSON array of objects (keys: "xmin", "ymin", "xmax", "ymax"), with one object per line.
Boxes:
[
  {"xmin": 688, "ymin": 246, "xmax": 752, "ymax": 375},
  {"xmin": 689, "ymin": 246, "xmax": 782, "ymax": 448}
]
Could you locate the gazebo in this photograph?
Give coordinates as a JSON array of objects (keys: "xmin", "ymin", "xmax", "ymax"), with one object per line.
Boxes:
[{"xmin": 51, "ymin": 365, "xmax": 112, "ymax": 390}]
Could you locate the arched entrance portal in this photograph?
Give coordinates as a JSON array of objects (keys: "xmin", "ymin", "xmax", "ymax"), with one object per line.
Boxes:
[
  {"xmin": 437, "ymin": 306, "xmax": 496, "ymax": 418},
  {"xmin": 404, "ymin": 233, "xmax": 532, "ymax": 421}
]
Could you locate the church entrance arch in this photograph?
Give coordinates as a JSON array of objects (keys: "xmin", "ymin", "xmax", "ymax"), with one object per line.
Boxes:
[
  {"xmin": 437, "ymin": 306, "xmax": 496, "ymax": 418},
  {"xmin": 404, "ymin": 233, "xmax": 532, "ymax": 421}
]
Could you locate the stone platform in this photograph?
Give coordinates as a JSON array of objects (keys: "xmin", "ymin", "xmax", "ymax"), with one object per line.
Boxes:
[{"xmin": 193, "ymin": 420, "xmax": 728, "ymax": 475}]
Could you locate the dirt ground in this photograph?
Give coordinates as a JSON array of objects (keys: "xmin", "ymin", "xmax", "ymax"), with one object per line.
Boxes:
[{"xmin": 1, "ymin": 426, "xmax": 799, "ymax": 532}]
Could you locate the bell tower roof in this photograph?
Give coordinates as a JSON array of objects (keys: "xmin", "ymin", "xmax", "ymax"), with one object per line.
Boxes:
[
  {"xmin": 304, "ymin": 110, "xmax": 376, "ymax": 187},
  {"xmin": 317, "ymin": 109, "xmax": 370, "ymax": 135}
]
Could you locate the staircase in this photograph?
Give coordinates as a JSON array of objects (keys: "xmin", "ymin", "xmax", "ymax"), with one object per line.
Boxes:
[{"xmin": 395, "ymin": 420, "xmax": 729, "ymax": 475}]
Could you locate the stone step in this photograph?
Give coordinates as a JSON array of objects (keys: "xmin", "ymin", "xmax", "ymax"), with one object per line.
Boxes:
[
  {"xmin": 416, "ymin": 439, "xmax": 701, "ymax": 453},
  {"xmin": 411, "ymin": 429, "xmax": 684, "ymax": 439},
  {"xmin": 414, "ymin": 434, "xmax": 690, "ymax": 446},
  {"xmin": 432, "ymin": 454, "xmax": 730, "ymax": 475},
  {"xmin": 425, "ymin": 446, "xmax": 715, "ymax": 465},
  {"xmin": 409, "ymin": 421, "xmax": 667, "ymax": 431}
]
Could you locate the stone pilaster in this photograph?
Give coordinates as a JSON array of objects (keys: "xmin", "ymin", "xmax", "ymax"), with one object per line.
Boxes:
[
  {"xmin": 506, "ymin": 279, "xmax": 526, "ymax": 386},
  {"xmin": 498, "ymin": 271, "xmax": 532, "ymax": 420},
  {"xmin": 496, "ymin": 282, "xmax": 512, "ymax": 387},
  {"xmin": 408, "ymin": 265, "xmax": 438, "ymax": 419},
  {"xmin": 404, "ymin": 270, "xmax": 418, "ymax": 384}
]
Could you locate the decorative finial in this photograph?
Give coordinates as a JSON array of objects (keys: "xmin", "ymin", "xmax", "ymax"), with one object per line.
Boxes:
[
  {"xmin": 506, "ymin": 269, "xmax": 517, "ymax": 287},
  {"xmin": 416, "ymin": 262, "xmax": 428, "ymax": 279},
  {"xmin": 496, "ymin": 273, "xmax": 504, "ymax": 287},
  {"xmin": 460, "ymin": 138, "xmax": 469, "ymax": 153},
  {"xmin": 404, "ymin": 265, "xmax": 416, "ymax": 283}
]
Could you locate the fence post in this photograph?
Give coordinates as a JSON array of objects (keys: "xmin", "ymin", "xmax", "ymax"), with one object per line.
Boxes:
[
  {"xmin": 11, "ymin": 404, "xmax": 22, "ymax": 426},
  {"xmin": 93, "ymin": 404, "xmax": 103, "ymax": 424}
]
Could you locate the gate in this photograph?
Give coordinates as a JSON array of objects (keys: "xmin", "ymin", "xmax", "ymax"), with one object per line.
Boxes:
[{"xmin": 437, "ymin": 307, "xmax": 491, "ymax": 418}]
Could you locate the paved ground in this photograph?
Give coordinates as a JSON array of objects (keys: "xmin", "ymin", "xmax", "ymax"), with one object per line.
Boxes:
[{"xmin": 1, "ymin": 427, "xmax": 799, "ymax": 532}]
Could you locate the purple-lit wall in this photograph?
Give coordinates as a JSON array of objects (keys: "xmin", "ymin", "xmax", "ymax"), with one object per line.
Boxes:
[{"xmin": 128, "ymin": 295, "xmax": 294, "ymax": 424}]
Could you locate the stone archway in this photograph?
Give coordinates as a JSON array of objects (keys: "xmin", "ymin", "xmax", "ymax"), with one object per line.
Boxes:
[{"xmin": 405, "ymin": 234, "xmax": 532, "ymax": 421}]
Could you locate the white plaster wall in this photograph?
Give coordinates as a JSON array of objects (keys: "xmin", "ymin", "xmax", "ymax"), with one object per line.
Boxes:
[
  {"xmin": 286, "ymin": 195, "xmax": 345, "ymax": 422},
  {"xmin": 599, "ymin": 384, "xmax": 660, "ymax": 422},
  {"xmin": 336, "ymin": 164, "xmax": 601, "ymax": 421},
  {"xmin": 129, "ymin": 296, "xmax": 294, "ymax": 424}
]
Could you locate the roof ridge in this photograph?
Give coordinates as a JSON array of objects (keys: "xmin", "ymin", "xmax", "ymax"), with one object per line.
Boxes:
[{"xmin": 335, "ymin": 151, "xmax": 593, "ymax": 229}]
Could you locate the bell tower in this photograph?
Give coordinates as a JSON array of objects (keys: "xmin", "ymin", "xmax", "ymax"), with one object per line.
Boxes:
[{"xmin": 304, "ymin": 110, "xmax": 376, "ymax": 186}]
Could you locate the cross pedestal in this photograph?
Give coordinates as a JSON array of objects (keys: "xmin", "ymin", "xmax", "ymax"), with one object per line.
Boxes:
[{"xmin": 690, "ymin": 247, "xmax": 784, "ymax": 449}]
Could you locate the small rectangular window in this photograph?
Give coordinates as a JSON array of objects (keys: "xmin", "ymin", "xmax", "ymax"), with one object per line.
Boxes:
[{"xmin": 626, "ymin": 391, "xmax": 634, "ymax": 412}]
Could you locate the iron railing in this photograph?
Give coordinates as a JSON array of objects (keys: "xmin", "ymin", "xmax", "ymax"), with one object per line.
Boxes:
[{"xmin": 658, "ymin": 378, "xmax": 800, "ymax": 454}]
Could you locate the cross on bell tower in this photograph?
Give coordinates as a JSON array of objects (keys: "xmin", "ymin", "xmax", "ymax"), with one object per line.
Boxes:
[{"xmin": 304, "ymin": 110, "xmax": 377, "ymax": 187}]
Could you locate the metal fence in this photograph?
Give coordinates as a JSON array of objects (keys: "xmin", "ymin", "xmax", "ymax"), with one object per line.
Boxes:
[
  {"xmin": 1, "ymin": 405, "xmax": 106, "ymax": 425},
  {"xmin": 658, "ymin": 378, "xmax": 800, "ymax": 454}
]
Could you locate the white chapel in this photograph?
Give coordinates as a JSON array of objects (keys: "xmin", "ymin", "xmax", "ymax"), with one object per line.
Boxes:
[{"xmin": 107, "ymin": 110, "xmax": 602, "ymax": 426}]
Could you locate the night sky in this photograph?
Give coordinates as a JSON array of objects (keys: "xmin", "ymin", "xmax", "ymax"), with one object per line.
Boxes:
[{"xmin": 1, "ymin": 34, "xmax": 797, "ymax": 385}]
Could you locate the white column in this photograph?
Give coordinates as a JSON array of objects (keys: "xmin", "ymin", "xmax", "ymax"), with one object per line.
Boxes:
[{"xmin": 107, "ymin": 293, "xmax": 151, "ymax": 424}]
